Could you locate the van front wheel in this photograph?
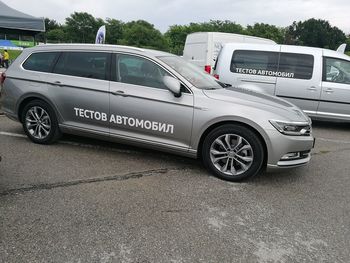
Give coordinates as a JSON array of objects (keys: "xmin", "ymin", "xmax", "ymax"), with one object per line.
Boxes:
[{"xmin": 202, "ymin": 124, "xmax": 264, "ymax": 182}]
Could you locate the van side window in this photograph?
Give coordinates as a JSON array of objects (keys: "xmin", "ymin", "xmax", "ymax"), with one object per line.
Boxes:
[
  {"xmin": 116, "ymin": 54, "xmax": 170, "ymax": 90},
  {"xmin": 230, "ymin": 50, "xmax": 278, "ymax": 76},
  {"xmin": 323, "ymin": 57, "xmax": 350, "ymax": 85},
  {"xmin": 53, "ymin": 52, "xmax": 109, "ymax": 80},
  {"xmin": 278, "ymin": 53, "xmax": 314, "ymax": 80},
  {"xmin": 22, "ymin": 52, "xmax": 59, "ymax": 73}
]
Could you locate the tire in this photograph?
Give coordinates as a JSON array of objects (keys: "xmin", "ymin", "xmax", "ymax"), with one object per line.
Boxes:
[
  {"xmin": 202, "ymin": 124, "xmax": 264, "ymax": 182},
  {"xmin": 21, "ymin": 99, "xmax": 61, "ymax": 144}
]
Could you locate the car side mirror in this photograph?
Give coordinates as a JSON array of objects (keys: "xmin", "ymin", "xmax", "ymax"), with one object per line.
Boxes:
[{"xmin": 163, "ymin": 76, "xmax": 181, "ymax": 97}]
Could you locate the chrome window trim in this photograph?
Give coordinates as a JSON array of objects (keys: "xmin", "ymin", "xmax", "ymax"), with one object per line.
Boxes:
[{"xmin": 113, "ymin": 51, "xmax": 193, "ymax": 95}]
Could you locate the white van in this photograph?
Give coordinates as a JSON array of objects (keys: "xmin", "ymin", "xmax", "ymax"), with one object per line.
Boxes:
[
  {"xmin": 182, "ymin": 32, "xmax": 276, "ymax": 74},
  {"xmin": 213, "ymin": 43, "xmax": 350, "ymax": 121}
]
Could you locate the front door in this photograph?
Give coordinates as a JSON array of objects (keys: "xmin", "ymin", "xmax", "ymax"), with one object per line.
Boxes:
[
  {"xmin": 318, "ymin": 57, "xmax": 350, "ymax": 120},
  {"xmin": 109, "ymin": 53, "xmax": 194, "ymax": 150}
]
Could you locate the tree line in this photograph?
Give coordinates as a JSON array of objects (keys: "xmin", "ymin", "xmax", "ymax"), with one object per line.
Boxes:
[{"xmin": 37, "ymin": 12, "xmax": 350, "ymax": 55}]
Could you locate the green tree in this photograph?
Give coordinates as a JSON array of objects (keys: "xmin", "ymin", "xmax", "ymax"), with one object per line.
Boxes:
[
  {"xmin": 121, "ymin": 20, "xmax": 167, "ymax": 50},
  {"xmin": 36, "ymin": 18, "xmax": 62, "ymax": 42},
  {"xmin": 246, "ymin": 23, "xmax": 285, "ymax": 44},
  {"xmin": 45, "ymin": 18, "xmax": 60, "ymax": 31},
  {"xmin": 286, "ymin": 19, "xmax": 346, "ymax": 49},
  {"xmin": 105, "ymin": 18, "xmax": 124, "ymax": 44},
  {"xmin": 164, "ymin": 25, "xmax": 191, "ymax": 55},
  {"xmin": 201, "ymin": 20, "xmax": 244, "ymax": 33},
  {"xmin": 46, "ymin": 28, "xmax": 67, "ymax": 43},
  {"xmin": 65, "ymin": 12, "xmax": 103, "ymax": 43},
  {"xmin": 345, "ymin": 37, "xmax": 350, "ymax": 56}
]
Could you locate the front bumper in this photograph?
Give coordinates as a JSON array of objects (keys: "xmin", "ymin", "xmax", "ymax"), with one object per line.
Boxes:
[{"xmin": 266, "ymin": 129, "xmax": 314, "ymax": 168}]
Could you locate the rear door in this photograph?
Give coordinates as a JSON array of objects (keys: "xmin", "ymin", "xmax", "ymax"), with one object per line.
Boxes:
[
  {"xmin": 318, "ymin": 56, "xmax": 350, "ymax": 120},
  {"xmin": 275, "ymin": 47, "xmax": 321, "ymax": 114},
  {"xmin": 183, "ymin": 33, "xmax": 208, "ymax": 70},
  {"xmin": 183, "ymin": 43, "xmax": 207, "ymax": 68},
  {"xmin": 48, "ymin": 51, "xmax": 111, "ymax": 133}
]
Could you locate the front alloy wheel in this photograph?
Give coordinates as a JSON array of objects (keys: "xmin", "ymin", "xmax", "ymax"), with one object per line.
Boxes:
[
  {"xmin": 202, "ymin": 124, "xmax": 264, "ymax": 181},
  {"xmin": 210, "ymin": 134, "xmax": 254, "ymax": 176}
]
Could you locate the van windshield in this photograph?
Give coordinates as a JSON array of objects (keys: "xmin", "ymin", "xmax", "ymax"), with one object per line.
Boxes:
[{"xmin": 158, "ymin": 56, "xmax": 223, "ymax": 89}]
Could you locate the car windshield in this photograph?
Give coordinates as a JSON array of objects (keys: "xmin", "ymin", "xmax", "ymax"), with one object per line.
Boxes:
[{"xmin": 157, "ymin": 56, "xmax": 223, "ymax": 89}]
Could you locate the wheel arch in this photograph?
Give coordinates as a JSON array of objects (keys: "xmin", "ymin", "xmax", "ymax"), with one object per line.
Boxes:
[
  {"xmin": 196, "ymin": 120, "xmax": 269, "ymax": 167},
  {"xmin": 17, "ymin": 93, "xmax": 61, "ymax": 123}
]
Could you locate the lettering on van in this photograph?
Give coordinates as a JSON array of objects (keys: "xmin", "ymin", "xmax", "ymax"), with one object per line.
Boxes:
[
  {"xmin": 73, "ymin": 107, "xmax": 174, "ymax": 134},
  {"xmin": 235, "ymin": 68, "xmax": 295, "ymax": 78}
]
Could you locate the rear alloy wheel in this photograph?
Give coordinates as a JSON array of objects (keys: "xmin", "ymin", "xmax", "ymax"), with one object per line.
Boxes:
[
  {"xmin": 22, "ymin": 100, "xmax": 61, "ymax": 144},
  {"xmin": 25, "ymin": 106, "xmax": 52, "ymax": 140},
  {"xmin": 202, "ymin": 124, "xmax": 264, "ymax": 181}
]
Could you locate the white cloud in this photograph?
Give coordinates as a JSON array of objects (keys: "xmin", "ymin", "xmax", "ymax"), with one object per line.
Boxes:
[{"xmin": 5, "ymin": 0, "xmax": 350, "ymax": 33}]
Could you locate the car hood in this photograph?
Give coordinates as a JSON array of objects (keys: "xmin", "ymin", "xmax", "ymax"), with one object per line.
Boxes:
[{"xmin": 202, "ymin": 87, "xmax": 309, "ymax": 122}]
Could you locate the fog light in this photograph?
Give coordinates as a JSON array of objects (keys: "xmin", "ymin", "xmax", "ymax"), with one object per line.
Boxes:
[{"xmin": 281, "ymin": 152, "xmax": 300, "ymax": 160}]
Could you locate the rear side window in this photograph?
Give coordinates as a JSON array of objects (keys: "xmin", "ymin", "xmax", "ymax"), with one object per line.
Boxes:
[
  {"xmin": 53, "ymin": 52, "xmax": 109, "ymax": 80},
  {"xmin": 279, "ymin": 53, "xmax": 314, "ymax": 80},
  {"xmin": 231, "ymin": 50, "xmax": 279, "ymax": 76},
  {"xmin": 22, "ymin": 52, "xmax": 59, "ymax": 72}
]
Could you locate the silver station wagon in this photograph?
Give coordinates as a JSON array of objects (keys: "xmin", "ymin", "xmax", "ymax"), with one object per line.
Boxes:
[{"xmin": 1, "ymin": 44, "xmax": 314, "ymax": 181}]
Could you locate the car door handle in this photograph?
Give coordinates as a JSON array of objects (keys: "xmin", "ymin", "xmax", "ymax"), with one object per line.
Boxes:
[
  {"xmin": 307, "ymin": 86, "xmax": 317, "ymax": 91},
  {"xmin": 324, "ymin": 88, "xmax": 334, "ymax": 94},
  {"xmin": 111, "ymin": 90, "xmax": 128, "ymax": 97}
]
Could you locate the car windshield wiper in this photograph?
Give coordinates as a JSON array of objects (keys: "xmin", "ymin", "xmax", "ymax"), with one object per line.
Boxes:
[
  {"xmin": 202, "ymin": 86, "xmax": 223, "ymax": 90},
  {"xmin": 216, "ymin": 81, "xmax": 232, "ymax": 88}
]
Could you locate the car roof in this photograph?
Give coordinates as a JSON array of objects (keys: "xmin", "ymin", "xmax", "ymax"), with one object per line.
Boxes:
[
  {"xmin": 27, "ymin": 44, "xmax": 175, "ymax": 58},
  {"xmin": 322, "ymin": 48, "xmax": 350, "ymax": 61}
]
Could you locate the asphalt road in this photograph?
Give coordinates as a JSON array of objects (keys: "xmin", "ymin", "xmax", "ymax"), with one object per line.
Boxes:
[{"xmin": 0, "ymin": 115, "xmax": 349, "ymax": 263}]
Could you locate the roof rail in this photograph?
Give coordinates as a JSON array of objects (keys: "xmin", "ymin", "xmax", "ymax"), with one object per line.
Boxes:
[
  {"xmin": 39, "ymin": 43, "xmax": 145, "ymax": 52},
  {"xmin": 111, "ymin": 44, "xmax": 145, "ymax": 52}
]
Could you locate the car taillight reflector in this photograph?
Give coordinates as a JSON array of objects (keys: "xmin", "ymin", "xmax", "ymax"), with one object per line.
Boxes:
[
  {"xmin": 213, "ymin": 74, "xmax": 219, "ymax": 79},
  {"xmin": 204, "ymin": 65, "xmax": 211, "ymax": 74}
]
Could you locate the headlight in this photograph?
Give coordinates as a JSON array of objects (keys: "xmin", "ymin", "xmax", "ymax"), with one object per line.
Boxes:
[{"xmin": 269, "ymin": 120, "xmax": 311, "ymax": 136}]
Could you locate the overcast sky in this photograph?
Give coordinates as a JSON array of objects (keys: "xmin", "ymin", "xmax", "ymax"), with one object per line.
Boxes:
[{"xmin": 6, "ymin": 0, "xmax": 350, "ymax": 33}]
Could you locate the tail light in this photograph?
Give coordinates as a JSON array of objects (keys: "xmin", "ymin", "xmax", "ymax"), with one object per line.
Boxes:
[
  {"xmin": 213, "ymin": 74, "xmax": 219, "ymax": 80},
  {"xmin": 0, "ymin": 72, "xmax": 5, "ymax": 85},
  {"xmin": 204, "ymin": 65, "xmax": 211, "ymax": 74}
]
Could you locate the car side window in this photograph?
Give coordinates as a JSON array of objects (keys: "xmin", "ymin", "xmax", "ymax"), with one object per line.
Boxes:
[
  {"xmin": 230, "ymin": 50, "xmax": 279, "ymax": 75},
  {"xmin": 53, "ymin": 52, "xmax": 109, "ymax": 80},
  {"xmin": 278, "ymin": 53, "xmax": 314, "ymax": 80},
  {"xmin": 323, "ymin": 57, "xmax": 350, "ymax": 85},
  {"xmin": 116, "ymin": 54, "xmax": 170, "ymax": 90},
  {"xmin": 22, "ymin": 52, "xmax": 59, "ymax": 73}
]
